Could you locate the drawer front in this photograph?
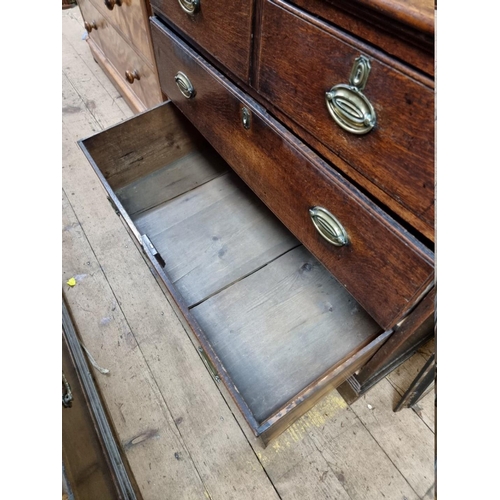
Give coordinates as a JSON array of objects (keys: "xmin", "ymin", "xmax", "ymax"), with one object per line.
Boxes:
[
  {"xmin": 78, "ymin": 0, "xmax": 105, "ymax": 48},
  {"xmin": 93, "ymin": 18, "xmax": 162, "ymax": 109},
  {"xmin": 150, "ymin": 18, "xmax": 434, "ymax": 329},
  {"xmin": 86, "ymin": 0, "xmax": 155, "ymax": 64},
  {"xmin": 150, "ymin": 0, "xmax": 254, "ymax": 83},
  {"xmin": 287, "ymin": 0, "xmax": 435, "ymax": 77},
  {"xmin": 256, "ymin": 0, "xmax": 434, "ymax": 234}
]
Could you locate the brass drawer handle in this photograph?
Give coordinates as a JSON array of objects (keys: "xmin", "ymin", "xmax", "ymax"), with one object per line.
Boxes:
[
  {"xmin": 175, "ymin": 71, "xmax": 196, "ymax": 99},
  {"xmin": 178, "ymin": 0, "xmax": 200, "ymax": 15},
  {"xmin": 309, "ymin": 207, "xmax": 348, "ymax": 247},
  {"xmin": 325, "ymin": 56, "xmax": 376, "ymax": 135},
  {"xmin": 125, "ymin": 69, "xmax": 140, "ymax": 84},
  {"xmin": 84, "ymin": 20, "xmax": 98, "ymax": 33},
  {"xmin": 104, "ymin": 0, "xmax": 122, "ymax": 10}
]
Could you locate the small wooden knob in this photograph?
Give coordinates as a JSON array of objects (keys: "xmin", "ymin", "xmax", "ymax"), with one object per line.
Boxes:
[
  {"xmin": 104, "ymin": 0, "xmax": 122, "ymax": 10},
  {"xmin": 84, "ymin": 21, "xmax": 98, "ymax": 33},
  {"xmin": 125, "ymin": 70, "xmax": 140, "ymax": 84}
]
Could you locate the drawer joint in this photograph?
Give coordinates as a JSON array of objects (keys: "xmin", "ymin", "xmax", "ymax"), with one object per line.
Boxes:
[{"xmin": 141, "ymin": 234, "xmax": 166, "ymax": 268}]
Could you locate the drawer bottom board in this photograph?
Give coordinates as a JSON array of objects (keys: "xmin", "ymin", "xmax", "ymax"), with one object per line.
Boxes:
[
  {"xmin": 123, "ymin": 151, "xmax": 380, "ymax": 424},
  {"xmin": 80, "ymin": 102, "xmax": 385, "ymax": 440}
]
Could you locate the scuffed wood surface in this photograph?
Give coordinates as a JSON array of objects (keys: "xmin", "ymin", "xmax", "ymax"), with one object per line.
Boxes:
[
  {"xmin": 192, "ymin": 245, "xmax": 380, "ymax": 422},
  {"xmin": 63, "ymin": 8, "xmax": 436, "ymax": 500},
  {"xmin": 63, "ymin": 10, "xmax": 279, "ymax": 499},
  {"xmin": 387, "ymin": 338, "xmax": 435, "ymax": 430},
  {"xmin": 115, "ymin": 148, "xmax": 228, "ymax": 216},
  {"xmin": 350, "ymin": 379, "xmax": 435, "ymax": 497},
  {"xmin": 134, "ymin": 172, "xmax": 299, "ymax": 307}
]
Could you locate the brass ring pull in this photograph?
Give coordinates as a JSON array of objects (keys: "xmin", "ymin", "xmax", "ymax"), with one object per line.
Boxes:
[
  {"xmin": 309, "ymin": 207, "xmax": 348, "ymax": 247},
  {"xmin": 175, "ymin": 71, "xmax": 196, "ymax": 99},
  {"xmin": 325, "ymin": 56, "xmax": 376, "ymax": 135},
  {"xmin": 178, "ymin": 0, "xmax": 200, "ymax": 15},
  {"xmin": 125, "ymin": 69, "xmax": 140, "ymax": 84},
  {"xmin": 104, "ymin": 0, "xmax": 122, "ymax": 10},
  {"xmin": 84, "ymin": 20, "xmax": 98, "ymax": 33}
]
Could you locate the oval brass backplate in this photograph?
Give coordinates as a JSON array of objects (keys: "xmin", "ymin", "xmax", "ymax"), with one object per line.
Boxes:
[
  {"xmin": 175, "ymin": 71, "xmax": 196, "ymax": 99},
  {"xmin": 325, "ymin": 85, "xmax": 376, "ymax": 135},
  {"xmin": 178, "ymin": 0, "xmax": 200, "ymax": 15},
  {"xmin": 309, "ymin": 207, "xmax": 348, "ymax": 247},
  {"xmin": 325, "ymin": 55, "xmax": 376, "ymax": 135}
]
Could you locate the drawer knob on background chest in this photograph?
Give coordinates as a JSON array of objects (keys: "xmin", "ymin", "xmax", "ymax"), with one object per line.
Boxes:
[
  {"xmin": 125, "ymin": 69, "xmax": 141, "ymax": 84},
  {"xmin": 174, "ymin": 71, "xmax": 196, "ymax": 99},
  {"xmin": 84, "ymin": 21, "xmax": 98, "ymax": 33},
  {"xmin": 178, "ymin": 0, "xmax": 200, "ymax": 15},
  {"xmin": 325, "ymin": 56, "xmax": 376, "ymax": 135},
  {"xmin": 309, "ymin": 207, "xmax": 349, "ymax": 247},
  {"xmin": 104, "ymin": 0, "xmax": 122, "ymax": 10}
]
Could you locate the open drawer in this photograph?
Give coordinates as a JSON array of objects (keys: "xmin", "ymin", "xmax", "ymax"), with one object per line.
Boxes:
[{"xmin": 79, "ymin": 101, "xmax": 394, "ymax": 444}]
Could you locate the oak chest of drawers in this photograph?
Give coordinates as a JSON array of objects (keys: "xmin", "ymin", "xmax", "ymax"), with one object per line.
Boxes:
[{"xmin": 80, "ymin": 0, "xmax": 435, "ymax": 444}]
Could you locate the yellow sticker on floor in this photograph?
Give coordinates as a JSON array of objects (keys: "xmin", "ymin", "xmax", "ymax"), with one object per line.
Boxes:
[{"xmin": 66, "ymin": 277, "xmax": 77, "ymax": 287}]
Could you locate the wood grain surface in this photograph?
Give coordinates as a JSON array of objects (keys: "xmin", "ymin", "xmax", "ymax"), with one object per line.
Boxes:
[
  {"xmin": 115, "ymin": 148, "xmax": 228, "ymax": 215},
  {"xmin": 63, "ymin": 14, "xmax": 281, "ymax": 496},
  {"xmin": 81, "ymin": 102, "xmax": 207, "ymax": 189},
  {"xmin": 256, "ymin": 0, "xmax": 434, "ymax": 233},
  {"xmin": 150, "ymin": 0, "xmax": 255, "ymax": 82},
  {"xmin": 62, "ymin": 335, "xmax": 121, "ymax": 500},
  {"xmin": 286, "ymin": 0, "xmax": 434, "ymax": 76},
  {"xmin": 62, "ymin": 8, "xmax": 436, "ymax": 498},
  {"xmin": 150, "ymin": 20, "xmax": 434, "ymax": 329},
  {"xmin": 192, "ymin": 245, "xmax": 380, "ymax": 422},
  {"xmin": 79, "ymin": 0, "xmax": 155, "ymax": 64},
  {"xmin": 134, "ymin": 171, "xmax": 300, "ymax": 306}
]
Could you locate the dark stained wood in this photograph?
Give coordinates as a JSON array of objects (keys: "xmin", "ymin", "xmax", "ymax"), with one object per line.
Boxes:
[
  {"xmin": 394, "ymin": 353, "xmax": 435, "ymax": 412},
  {"xmin": 230, "ymin": 76, "xmax": 435, "ymax": 242},
  {"xmin": 357, "ymin": 286, "xmax": 435, "ymax": 384},
  {"xmin": 338, "ymin": 286, "xmax": 435, "ymax": 402},
  {"xmin": 287, "ymin": 0, "xmax": 434, "ymax": 76},
  {"xmin": 150, "ymin": 0, "xmax": 255, "ymax": 83},
  {"xmin": 344, "ymin": 0, "xmax": 434, "ymax": 35},
  {"xmin": 67, "ymin": 0, "xmax": 436, "ymax": 468},
  {"xmin": 78, "ymin": 96, "xmax": 394, "ymax": 444},
  {"xmin": 256, "ymin": 0, "xmax": 434, "ymax": 234},
  {"xmin": 150, "ymin": 20, "xmax": 434, "ymax": 330}
]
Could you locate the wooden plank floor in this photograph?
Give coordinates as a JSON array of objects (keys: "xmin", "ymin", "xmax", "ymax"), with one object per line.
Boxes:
[{"xmin": 62, "ymin": 7, "xmax": 436, "ymax": 500}]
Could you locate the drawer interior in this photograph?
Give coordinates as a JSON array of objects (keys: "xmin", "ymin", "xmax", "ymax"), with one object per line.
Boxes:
[{"xmin": 80, "ymin": 102, "xmax": 382, "ymax": 430}]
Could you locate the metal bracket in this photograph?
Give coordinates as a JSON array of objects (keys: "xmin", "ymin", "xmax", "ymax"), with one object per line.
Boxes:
[
  {"xmin": 198, "ymin": 347, "xmax": 220, "ymax": 382},
  {"xmin": 107, "ymin": 196, "xmax": 120, "ymax": 215},
  {"xmin": 142, "ymin": 234, "xmax": 166, "ymax": 268},
  {"xmin": 62, "ymin": 371, "xmax": 73, "ymax": 408}
]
